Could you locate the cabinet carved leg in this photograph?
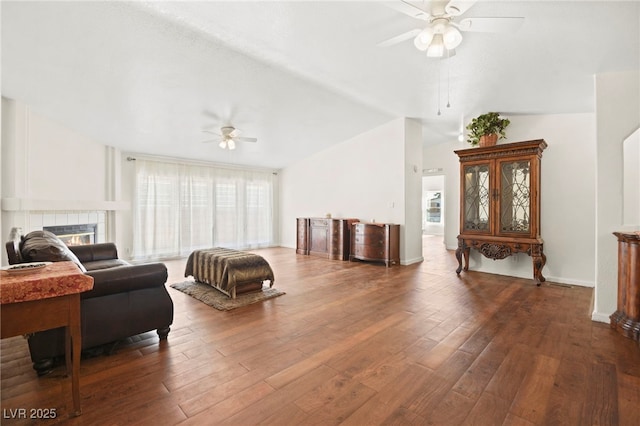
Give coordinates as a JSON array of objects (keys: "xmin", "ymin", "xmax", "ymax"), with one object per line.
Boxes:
[
  {"xmin": 463, "ymin": 248, "xmax": 469, "ymax": 272},
  {"xmin": 532, "ymin": 244, "xmax": 546, "ymax": 286},
  {"xmin": 455, "ymin": 239, "xmax": 469, "ymax": 275}
]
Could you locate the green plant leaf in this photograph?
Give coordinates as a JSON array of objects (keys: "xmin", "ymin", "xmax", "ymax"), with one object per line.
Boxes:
[{"xmin": 466, "ymin": 112, "xmax": 510, "ymax": 146}]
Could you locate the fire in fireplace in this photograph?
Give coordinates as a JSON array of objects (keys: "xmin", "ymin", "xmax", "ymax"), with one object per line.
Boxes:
[{"xmin": 43, "ymin": 224, "xmax": 98, "ymax": 246}]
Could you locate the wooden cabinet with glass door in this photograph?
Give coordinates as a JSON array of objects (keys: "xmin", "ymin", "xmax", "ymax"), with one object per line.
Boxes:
[{"xmin": 454, "ymin": 139, "xmax": 547, "ymax": 285}]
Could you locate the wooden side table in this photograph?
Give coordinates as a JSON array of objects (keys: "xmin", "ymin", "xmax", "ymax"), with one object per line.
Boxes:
[
  {"xmin": 610, "ymin": 232, "xmax": 640, "ymax": 344},
  {"xmin": 350, "ymin": 222, "xmax": 400, "ymax": 267},
  {"xmin": 0, "ymin": 261, "xmax": 94, "ymax": 416}
]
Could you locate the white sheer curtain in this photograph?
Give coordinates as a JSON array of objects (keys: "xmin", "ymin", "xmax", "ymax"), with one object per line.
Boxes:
[{"xmin": 132, "ymin": 158, "xmax": 275, "ymax": 260}]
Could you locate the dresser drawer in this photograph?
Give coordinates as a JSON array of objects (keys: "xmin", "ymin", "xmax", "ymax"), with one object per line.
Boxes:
[
  {"xmin": 353, "ymin": 223, "xmax": 366, "ymax": 234},
  {"xmin": 353, "ymin": 244, "xmax": 387, "ymax": 259},
  {"xmin": 310, "ymin": 218, "xmax": 328, "ymax": 228},
  {"xmin": 353, "ymin": 233, "xmax": 385, "ymax": 247},
  {"xmin": 367, "ymin": 227, "xmax": 387, "ymax": 239}
]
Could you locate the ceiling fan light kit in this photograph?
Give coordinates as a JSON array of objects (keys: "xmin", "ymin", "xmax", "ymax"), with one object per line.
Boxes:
[
  {"xmin": 381, "ymin": 0, "xmax": 524, "ymax": 59},
  {"xmin": 426, "ymin": 33, "xmax": 445, "ymax": 57},
  {"xmin": 414, "ymin": 28, "xmax": 434, "ymax": 51},
  {"xmin": 202, "ymin": 125, "xmax": 257, "ymax": 150},
  {"xmin": 443, "ymin": 25, "xmax": 462, "ymax": 49},
  {"xmin": 413, "ymin": 19, "xmax": 461, "ymax": 57},
  {"xmin": 219, "ymin": 139, "xmax": 236, "ymax": 150}
]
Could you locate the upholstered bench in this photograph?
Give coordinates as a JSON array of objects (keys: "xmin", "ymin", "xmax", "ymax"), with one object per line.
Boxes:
[{"xmin": 184, "ymin": 247, "xmax": 275, "ymax": 298}]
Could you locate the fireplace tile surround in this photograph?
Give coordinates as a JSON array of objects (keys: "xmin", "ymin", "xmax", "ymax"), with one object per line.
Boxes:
[
  {"xmin": 44, "ymin": 223, "xmax": 98, "ymax": 246},
  {"xmin": 27, "ymin": 211, "xmax": 106, "ymax": 244}
]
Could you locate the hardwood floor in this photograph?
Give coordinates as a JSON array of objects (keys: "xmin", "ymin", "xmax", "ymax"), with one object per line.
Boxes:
[{"xmin": 2, "ymin": 236, "xmax": 639, "ymax": 425}]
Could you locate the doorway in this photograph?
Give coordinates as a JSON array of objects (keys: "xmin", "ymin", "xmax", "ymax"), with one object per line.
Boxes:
[{"xmin": 422, "ymin": 175, "xmax": 445, "ymax": 236}]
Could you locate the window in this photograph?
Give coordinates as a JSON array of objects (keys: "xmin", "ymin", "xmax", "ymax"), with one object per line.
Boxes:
[
  {"xmin": 426, "ymin": 191, "xmax": 442, "ymax": 223},
  {"xmin": 133, "ymin": 159, "xmax": 276, "ymax": 260}
]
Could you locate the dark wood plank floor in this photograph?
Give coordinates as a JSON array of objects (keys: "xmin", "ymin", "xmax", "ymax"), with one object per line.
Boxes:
[{"xmin": 2, "ymin": 236, "xmax": 639, "ymax": 425}]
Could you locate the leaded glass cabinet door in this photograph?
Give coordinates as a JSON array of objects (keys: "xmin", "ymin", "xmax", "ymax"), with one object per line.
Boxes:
[
  {"xmin": 497, "ymin": 158, "xmax": 537, "ymax": 238},
  {"xmin": 498, "ymin": 159, "xmax": 531, "ymax": 235},
  {"xmin": 461, "ymin": 161, "xmax": 492, "ymax": 234}
]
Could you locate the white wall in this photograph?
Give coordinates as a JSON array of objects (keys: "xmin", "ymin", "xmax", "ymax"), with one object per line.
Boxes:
[
  {"xmin": 1, "ymin": 99, "xmax": 107, "ymax": 202},
  {"xmin": 280, "ymin": 117, "xmax": 423, "ymax": 264},
  {"xmin": 423, "ymin": 113, "xmax": 597, "ymax": 287},
  {"xmin": 1, "ymin": 98, "xmax": 125, "ymax": 264},
  {"xmin": 118, "ymin": 155, "xmax": 137, "ymax": 258},
  {"xmin": 403, "ymin": 118, "xmax": 424, "ymax": 264},
  {"xmin": 594, "ymin": 70, "xmax": 640, "ymax": 322}
]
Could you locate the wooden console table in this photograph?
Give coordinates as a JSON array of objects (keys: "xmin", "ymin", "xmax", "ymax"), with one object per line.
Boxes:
[
  {"xmin": 610, "ymin": 231, "xmax": 640, "ymax": 344},
  {"xmin": 0, "ymin": 261, "xmax": 94, "ymax": 416},
  {"xmin": 296, "ymin": 217, "xmax": 358, "ymax": 260}
]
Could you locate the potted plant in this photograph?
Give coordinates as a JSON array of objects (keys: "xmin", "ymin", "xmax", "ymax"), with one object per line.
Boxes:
[{"xmin": 466, "ymin": 112, "xmax": 511, "ymax": 147}]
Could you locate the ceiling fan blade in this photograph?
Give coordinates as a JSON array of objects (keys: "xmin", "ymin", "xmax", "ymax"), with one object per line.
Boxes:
[
  {"xmin": 202, "ymin": 130, "xmax": 221, "ymax": 136},
  {"xmin": 383, "ymin": 1, "xmax": 430, "ymax": 21},
  {"xmin": 378, "ymin": 28, "xmax": 422, "ymax": 47},
  {"xmin": 444, "ymin": 0, "xmax": 477, "ymax": 17},
  {"xmin": 233, "ymin": 137, "xmax": 257, "ymax": 143},
  {"xmin": 220, "ymin": 126, "xmax": 235, "ymax": 136},
  {"xmin": 202, "ymin": 110, "xmax": 222, "ymax": 121},
  {"xmin": 202, "ymin": 139, "xmax": 222, "ymax": 144},
  {"xmin": 228, "ymin": 128, "xmax": 240, "ymax": 138},
  {"xmin": 457, "ymin": 17, "xmax": 524, "ymax": 33}
]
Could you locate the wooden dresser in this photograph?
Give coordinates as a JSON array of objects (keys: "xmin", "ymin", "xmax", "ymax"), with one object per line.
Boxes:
[
  {"xmin": 296, "ymin": 218, "xmax": 310, "ymax": 255},
  {"xmin": 350, "ymin": 222, "xmax": 400, "ymax": 267},
  {"xmin": 296, "ymin": 217, "xmax": 358, "ymax": 260}
]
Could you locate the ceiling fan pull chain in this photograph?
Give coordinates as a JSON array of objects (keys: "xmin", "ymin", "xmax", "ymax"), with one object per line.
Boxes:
[
  {"xmin": 437, "ymin": 61, "xmax": 442, "ymax": 116},
  {"xmin": 446, "ymin": 51, "xmax": 452, "ymax": 108}
]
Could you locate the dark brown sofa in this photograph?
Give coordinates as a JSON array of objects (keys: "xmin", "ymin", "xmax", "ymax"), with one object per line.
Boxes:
[{"xmin": 5, "ymin": 231, "xmax": 174, "ymax": 375}]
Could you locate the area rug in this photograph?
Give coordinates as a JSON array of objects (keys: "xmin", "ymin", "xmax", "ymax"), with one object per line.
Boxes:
[{"xmin": 170, "ymin": 280, "xmax": 285, "ymax": 311}]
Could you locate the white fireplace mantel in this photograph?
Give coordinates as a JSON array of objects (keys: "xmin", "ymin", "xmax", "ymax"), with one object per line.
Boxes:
[{"xmin": 1, "ymin": 198, "xmax": 130, "ymax": 212}]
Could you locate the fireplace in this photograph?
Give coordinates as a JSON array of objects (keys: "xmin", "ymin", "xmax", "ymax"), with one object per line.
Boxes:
[{"xmin": 44, "ymin": 223, "xmax": 98, "ymax": 246}]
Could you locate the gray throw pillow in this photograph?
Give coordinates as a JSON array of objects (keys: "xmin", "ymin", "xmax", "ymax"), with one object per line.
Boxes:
[{"xmin": 20, "ymin": 230, "xmax": 87, "ymax": 273}]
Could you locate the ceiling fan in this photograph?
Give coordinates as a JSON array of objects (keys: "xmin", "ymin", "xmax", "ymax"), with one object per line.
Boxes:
[
  {"xmin": 379, "ymin": 0, "xmax": 524, "ymax": 57},
  {"xmin": 202, "ymin": 126, "xmax": 257, "ymax": 150}
]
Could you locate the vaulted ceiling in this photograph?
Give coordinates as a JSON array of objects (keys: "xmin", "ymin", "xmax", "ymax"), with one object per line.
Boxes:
[{"xmin": 2, "ymin": 1, "xmax": 638, "ymax": 169}]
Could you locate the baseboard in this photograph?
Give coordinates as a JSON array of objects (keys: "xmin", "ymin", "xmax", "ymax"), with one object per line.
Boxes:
[
  {"xmin": 545, "ymin": 276, "xmax": 595, "ymax": 288},
  {"xmin": 401, "ymin": 256, "xmax": 424, "ymax": 266},
  {"xmin": 591, "ymin": 311, "xmax": 612, "ymax": 324}
]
